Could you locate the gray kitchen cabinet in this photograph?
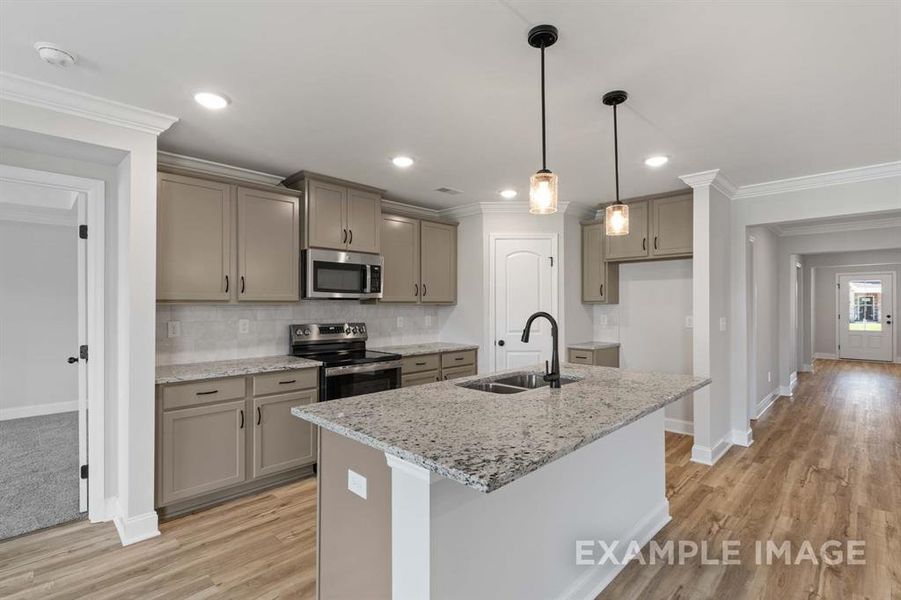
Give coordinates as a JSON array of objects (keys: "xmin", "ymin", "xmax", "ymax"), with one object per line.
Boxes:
[
  {"xmin": 420, "ymin": 220, "xmax": 457, "ymax": 304},
  {"xmin": 651, "ymin": 193, "xmax": 693, "ymax": 257},
  {"xmin": 159, "ymin": 399, "xmax": 247, "ymax": 506},
  {"xmin": 157, "ymin": 173, "xmax": 233, "ymax": 301},
  {"xmin": 567, "ymin": 346, "xmax": 620, "ymax": 367},
  {"xmin": 605, "ymin": 199, "xmax": 649, "ymax": 261},
  {"xmin": 441, "ymin": 364, "xmax": 477, "ymax": 381},
  {"xmin": 346, "ymin": 188, "xmax": 381, "ymax": 254},
  {"xmin": 400, "ymin": 349, "xmax": 478, "ymax": 387},
  {"xmin": 306, "ymin": 179, "xmax": 347, "ymax": 250},
  {"xmin": 402, "ymin": 371, "xmax": 441, "ymax": 387},
  {"xmin": 581, "ymin": 220, "xmax": 619, "ymax": 304},
  {"xmin": 237, "ymin": 187, "xmax": 301, "ymax": 302},
  {"xmin": 380, "ymin": 214, "xmax": 420, "ymax": 302},
  {"xmin": 252, "ymin": 388, "xmax": 317, "ymax": 479}
]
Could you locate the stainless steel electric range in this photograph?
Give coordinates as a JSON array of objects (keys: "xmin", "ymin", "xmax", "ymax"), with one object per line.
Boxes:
[{"xmin": 289, "ymin": 322, "xmax": 402, "ymax": 402}]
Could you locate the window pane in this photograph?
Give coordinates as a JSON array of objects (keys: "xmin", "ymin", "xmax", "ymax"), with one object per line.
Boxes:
[{"xmin": 847, "ymin": 280, "xmax": 882, "ymax": 332}]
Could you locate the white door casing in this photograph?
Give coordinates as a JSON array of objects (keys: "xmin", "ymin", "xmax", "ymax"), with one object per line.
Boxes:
[
  {"xmin": 490, "ymin": 234, "xmax": 557, "ymax": 371},
  {"xmin": 837, "ymin": 272, "xmax": 894, "ymax": 362}
]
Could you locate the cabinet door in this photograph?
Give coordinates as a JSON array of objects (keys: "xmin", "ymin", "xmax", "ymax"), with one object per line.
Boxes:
[
  {"xmin": 157, "ymin": 173, "xmax": 232, "ymax": 301},
  {"xmin": 252, "ymin": 389, "xmax": 317, "ymax": 479},
  {"xmin": 237, "ymin": 188, "xmax": 300, "ymax": 302},
  {"xmin": 651, "ymin": 194, "xmax": 693, "ymax": 256},
  {"xmin": 605, "ymin": 200, "xmax": 649, "ymax": 260},
  {"xmin": 402, "ymin": 370, "xmax": 441, "ymax": 387},
  {"xmin": 160, "ymin": 400, "xmax": 246, "ymax": 505},
  {"xmin": 381, "ymin": 214, "xmax": 420, "ymax": 302},
  {"xmin": 420, "ymin": 221, "xmax": 457, "ymax": 304},
  {"xmin": 582, "ymin": 222, "xmax": 606, "ymax": 302},
  {"xmin": 346, "ymin": 188, "xmax": 381, "ymax": 254},
  {"xmin": 307, "ymin": 180, "xmax": 347, "ymax": 250},
  {"xmin": 441, "ymin": 364, "xmax": 477, "ymax": 381}
]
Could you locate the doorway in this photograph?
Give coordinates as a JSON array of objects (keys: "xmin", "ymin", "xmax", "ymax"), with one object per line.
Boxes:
[
  {"xmin": 837, "ymin": 272, "xmax": 895, "ymax": 362},
  {"xmin": 0, "ymin": 165, "xmax": 105, "ymax": 538},
  {"xmin": 489, "ymin": 234, "xmax": 557, "ymax": 371}
]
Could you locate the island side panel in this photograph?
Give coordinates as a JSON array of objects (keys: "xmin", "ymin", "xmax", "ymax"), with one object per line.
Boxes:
[
  {"xmin": 429, "ymin": 409, "xmax": 669, "ymax": 600},
  {"xmin": 318, "ymin": 429, "xmax": 391, "ymax": 600}
]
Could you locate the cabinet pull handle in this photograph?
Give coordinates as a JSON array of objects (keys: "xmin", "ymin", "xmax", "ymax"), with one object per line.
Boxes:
[
  {"xmin": 348, "ymin": 229, "xmax": 353, "ymax": 244},
  {"xmin": 435, "ymin": 376, "xmax": 441, "ymax": 382},
  {"xmin": 422, "ymin": 284, "xmax": 427, "ymax": 297},
  {"xmin": 343, "ymin": 229, "xmax": 348, "ymax": 243},
  {"xmin": 600, "ymin": 284, "xmax": 604, "ymax": 296},
  {"xmin": 454, "ymin": 357, "xmax": 464, "ymax": 361},
  {"xmin": 654, "ymin": 236, "xmax": 658, "ymax": 250},
  {"xmin": 196, "ymin": 390, "xmax": 218, "ymax": 396},
  {"xmin": 225, "ymin": 274, "xmax": 229, "ymax": 293},
  {"xmin": 443, "ymin": 375, "xmax": 448, "ymax": 380},
  {"xmin": 240, "ymin": 276, "xmax": 245, "ymax": 294},
  {"xmin": 415, "ymin": 361, "xmax": 427, "ymax": 366},
  {"xmin": 278, "ymin": 379, "xmax": 296, "ymax": 385},
  {"xmin": 256, "ymin": 406, "xmax": 262, "ymax": 426},
  {"xmin": 414, "ymin": 283, "xmax": 419, "ymax": 297},
  {"xmin": 642, "ymin": 238, "xmax": 646, "ymax": 251},
  {"xmin": 239, "ymin": 409, "xmax": 244, "ymax": 429}
]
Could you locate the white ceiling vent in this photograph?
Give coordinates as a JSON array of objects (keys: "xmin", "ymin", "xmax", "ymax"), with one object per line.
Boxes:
[{"xmin": 434, "ymin": 187, "xmax": 463, "ymax": 195}]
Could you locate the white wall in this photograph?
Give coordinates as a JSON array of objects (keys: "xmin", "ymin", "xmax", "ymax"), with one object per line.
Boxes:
[
  {"xmin": 593, "ymin": 260, "xmax": 694, "ymax": 430},
  {"xmin": 0, "ymin": 220, "xmax": 78, "ymax": 419},
  {"xmin": 747, "ymin": 226, "xmax": 780, "ymax": 416}
]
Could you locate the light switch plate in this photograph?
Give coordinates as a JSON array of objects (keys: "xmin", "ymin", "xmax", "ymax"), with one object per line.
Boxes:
[
  {"xmin": 167, "ymin": 321, "xmax": 181, "ymax": 338},
  {"xmin": 719, "ymin": 317, "xmax": 727, "ymax": 332},
  {"xmin": 598, "ymin": 314, "xmax": 608, "ymax": 326},
  {"xmin": 396, "ymin": 316, "xmax": 404, "ymax": 328},
  {"xmin": 685, "ymin": 316, "xmax": 693, "ymax": 329},
  {"xmin": 348, "ymin": 469, "xmax": 367, "ymax": 499},
  {"xmin": 238, "ymin": 319, "xmax": 250, "ymax": 334},
  {"xmin": 425, "ymin": 315, "xmax": 433, "ymax": 327}
]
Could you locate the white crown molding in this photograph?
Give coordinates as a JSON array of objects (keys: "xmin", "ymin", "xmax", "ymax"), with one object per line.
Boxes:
[
  {"xmin": 381, "ymin": 198, "xmax": 442, "ymax": 220},
  {"xmin": 770, "ymin": 215, "xmax": 901, "ymax": 237},
  {"xmin": 733, "ymin": 161, "xmax": 901, "ymax": 199},
  {"xmin": 679, "ymin": 169, "xmax": 737, "ymax": 198},
  {"xmin": 0, "ymin": 72, "xmax": 178, "ymax": 136},
  {"xmin": 0, "ymin": 203, "xmax": 77, "ymax": 226},
  {"xmin": 157, "ymin": 151, "xmax": 284, "ymax": 186},
  {"xmin": 439, "ymin": 200, "xmax": 592, "ymax": 220}
]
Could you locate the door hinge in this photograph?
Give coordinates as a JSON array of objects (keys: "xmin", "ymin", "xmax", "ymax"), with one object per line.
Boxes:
[
  {"xmin": 79, "ymin": 225, "xmax": 88, "ymax": 239},
  {"xmin": 80, "ymin": 464, "xmax": 88, "ymax": 479},
  {"xmin": 80, "ymin": 344, "xmax": 88, "ymax": 361}
]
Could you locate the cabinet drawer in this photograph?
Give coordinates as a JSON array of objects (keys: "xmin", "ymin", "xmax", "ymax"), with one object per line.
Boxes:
[
  {"xmin": 402, "ymin": 370, "xmax": 441, "ymax": 387},
  {"xmin": 402, "ymin": 354, "xmax": 440, "ymax": 374},
  {"xmin": 568, "ymin": 350, "xmax": 595, "ymax": 365},
  {"xmin": 441, "ymin": 364, "xmax": 477, "ymax": 381},
  {"xmin": 253, "ymin": 368, "xmax": 318, "ymax": 396},
  {"xmin": 441, "ymin": 350, "xmax": 476, "ymax": 368},
  {"xmin": 162, "ymin": 377, "xmax": 246, "ymax": 411}
]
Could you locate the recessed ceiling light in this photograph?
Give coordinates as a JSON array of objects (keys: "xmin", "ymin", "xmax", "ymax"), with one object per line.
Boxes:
[
  {"xmin": 499, "ymin": 189, "xmax": 518, "ymax": 199},
  {"xmin": 34, "ymin": 42, "xmax": 77, "ymax": 67},
  {"xmin": 194, "ymin": 92, "xmax": 230, "ymax": 110},
  {"xmin": 644, "ymin": 155, "xmax": 669, "ymax": 167},
  {"xmin": 392, "ymin": 156, "xmax": 414, "ymax": 168}
]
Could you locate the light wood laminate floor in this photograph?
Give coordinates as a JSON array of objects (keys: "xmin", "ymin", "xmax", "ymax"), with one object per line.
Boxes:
[{"xmin": 1, "ymin": 359, "xmax": 898, "ymax": 599}]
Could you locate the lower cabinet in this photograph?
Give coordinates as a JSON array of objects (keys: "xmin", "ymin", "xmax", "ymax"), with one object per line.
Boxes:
[
  {"xmin": 402, "ymin": 370, "xmax": 441, "ymax": 387},
  {"xmin": 567, "ymin": 346, "xmax": 620, "ymax": 367},
  {"xmin": 156, "ymin": 368, "xmax": 318, "ymax": 514},
  {"xmin": 441, "ymin": 364, "xmax": 477, "ymax": 380},
  {"xmin": 401, "ymin": 348, "xmax": 478, "ymax": 387}
]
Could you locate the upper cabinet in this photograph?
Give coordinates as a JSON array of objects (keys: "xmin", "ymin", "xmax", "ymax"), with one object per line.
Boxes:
[
  {"xmin": 605, "ymin": 199, "xmax": 650, "ymax": 261},
  {"xmin": 285, "ymin": 172, "xmax": 382, "ymax": 255},
  {"xmin": 581, "ymin": 220, "xmax": 619, "ymax": 304},
  {"xmin": 157, "ymin": 170, "xmax": 301, "ymax": 303},
  {"xmin": 381, "ymin": 213, "xmax": 457, "ymax": 305},
  {"xmin": 604, "ymin": 192, "xmax": 692, "ymax": 262}
]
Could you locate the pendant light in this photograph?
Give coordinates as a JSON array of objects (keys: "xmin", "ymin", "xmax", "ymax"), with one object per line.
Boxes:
[
  {"xmin": 527, "ymin": 25, "xmax": 559, "ymax": 215},
  {"xmin": 603, "ymin": 90, "xmax": 629, "ymax": 235}
]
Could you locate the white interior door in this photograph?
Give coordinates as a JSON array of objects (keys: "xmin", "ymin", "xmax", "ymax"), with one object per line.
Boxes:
[
  {"xmin": 838, "ymin": 273, "xmax": 894, "ymax": 362},
  {"xmin": 492, "ymin": 235, "xmax": 556, "ymax": 370}
]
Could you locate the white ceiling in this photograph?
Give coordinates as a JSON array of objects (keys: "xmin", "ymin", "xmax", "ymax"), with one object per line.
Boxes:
[{"xmin": 1, "ymin": 1, "xmax": 899, "ymax": 209}]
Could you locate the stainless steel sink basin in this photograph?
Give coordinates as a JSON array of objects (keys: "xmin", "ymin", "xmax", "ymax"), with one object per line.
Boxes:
[
  {"xmin": 458, "ymin": 371, "xmax": 581, "ymax": 394},
  {"xmin": 459, "ymin": 381, "xmax": 527, "ymax": 394},
  {"xmin": 493, "ymin": 373, "xmax": 580, "ymax": 389}
]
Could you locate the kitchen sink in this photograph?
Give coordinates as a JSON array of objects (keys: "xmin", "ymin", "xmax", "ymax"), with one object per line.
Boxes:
[{"xmin": 458, "ymin": 371, "xmax": 582, "ymax": 394}]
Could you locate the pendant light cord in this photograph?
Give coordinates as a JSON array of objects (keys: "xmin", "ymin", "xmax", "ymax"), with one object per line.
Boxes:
[
  {"xmin": 540, "ymin": 42, "xmax": 547, "ymax": 171},
  {"xmin": 613, "ymin": 102, "xmax": 620, "ymax": 203}
]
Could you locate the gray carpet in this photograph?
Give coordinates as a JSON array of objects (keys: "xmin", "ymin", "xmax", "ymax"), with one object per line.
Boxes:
[{"xmin": 0, "ymin": 412, "xmax": 84, "ymax": 540}]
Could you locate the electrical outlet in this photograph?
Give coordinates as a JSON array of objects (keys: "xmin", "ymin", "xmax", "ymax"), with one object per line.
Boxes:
[
  {"xmin": 685, "ymin": 316, "xmax": 693, "ymax": 328},
  {"xmin": 347, "ymin": 469, "xmax": 367, "ymax": 499},
  {"xmin": 598, "ymin": 314, "xmax": 608, "ymax": 327},
  {"xmin": 425, "ymin": 315, "xmax": 433, "ymax": 327},
  {"xmin": 719, "ymin": 317, "xmax": 727, "ymax": 332},
  {"xmin": 238, "ymin": 319, "xmax": 250, "ymax": 334},
  {"xmin": 167, "ymin": 321, "xmax": 181, "ymax": 338},
  {"xmin": 396, "ymin": 316, "xmax": 404, "ymax": 328}
]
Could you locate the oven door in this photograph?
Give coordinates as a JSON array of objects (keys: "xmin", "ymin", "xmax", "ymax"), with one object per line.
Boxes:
[
  {"xmin": 303, "ymin": 249, "xmax": 383, "ymax": 299},
  {"xmin": 323, "ymin": 361, "xmax": 402, "ymax": 401}
]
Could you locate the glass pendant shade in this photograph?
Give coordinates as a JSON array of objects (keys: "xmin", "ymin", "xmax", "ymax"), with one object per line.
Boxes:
[
  {"xmin": 605, "ymin": 202, "xmax": 629, "ymax": 235},
  {"xmin": 529, "ymin": 170, "xmax": 558, "ymax": 214}
]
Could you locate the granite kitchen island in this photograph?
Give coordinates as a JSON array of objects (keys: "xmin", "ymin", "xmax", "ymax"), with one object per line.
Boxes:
[{"xmin": 293, "ymin": 363, "xmax": 710, "ymax": 600}]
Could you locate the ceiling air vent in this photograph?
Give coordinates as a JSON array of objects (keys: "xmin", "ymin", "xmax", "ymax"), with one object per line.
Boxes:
[{"xmin": 434, "ymin": 187, "xmax": 463, "ymax": 195}]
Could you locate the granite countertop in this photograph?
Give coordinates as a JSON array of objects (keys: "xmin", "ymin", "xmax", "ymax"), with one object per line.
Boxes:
[
  {"xmin": 156, "ymin": 356, "xmax": 321, "ymax": 384},
  {"xmin": 567, "ymin": 341, "xmax": 621, "ymax": 351},
  {"xmin": 370, "ymin": 342, "xmax": 479, "ymax": 357},
  {"xmin": 293, "ymin": 363, "xmax": 709, "ymax": 493}
]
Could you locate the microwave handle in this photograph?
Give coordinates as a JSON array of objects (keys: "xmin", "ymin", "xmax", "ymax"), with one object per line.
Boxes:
[{"xmin": 365, "ymin": 265, "xmax": 372, "ymax": 293}]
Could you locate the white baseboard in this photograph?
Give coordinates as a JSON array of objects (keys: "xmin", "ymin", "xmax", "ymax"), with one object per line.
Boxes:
[
  {"xmin": 558, "ymin": 499, "xmax": 671, "ymax": 600},
  {"xmin": 112, "ymin": 504, "xmax": 160, "ymax": 546},
  {"xmin": 0, "ymin": 401, "xmax": 78, "ymax": 421},
  {"xmin": 730, "ymin": 428, "xmax": 753, "ymax": 447},
  {"xmin": 814, "ymin": 352, "xmax": 837, "ymax": 360},
  {"xmin": 801, "ymin": 364, "xmax": 813, "ymax": 372},
  {"xmin": 755, "ymin": 390, "xmax": 778, "ymax": 419},
  {"xmin": 664, "ymin": 418, "xmax": 694, "ymax": 435},
  {"xmin": 690, "ymin": 435, "xmax": 733, "ymax": 466},
  {"xmin": 895, "ymin": 355, "xmax": 901, "ymax": 364}
]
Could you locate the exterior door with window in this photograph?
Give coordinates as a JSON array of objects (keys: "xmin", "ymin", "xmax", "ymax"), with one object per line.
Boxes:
[{"xmin": 838, "ymin": 273, "xmax": 894, "ymax": 362}]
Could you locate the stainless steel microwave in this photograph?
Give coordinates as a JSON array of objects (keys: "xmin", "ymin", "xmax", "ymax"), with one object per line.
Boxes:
[{"xmin": 302, "ymin": 248, "xmax": 383, "ymax": 299}]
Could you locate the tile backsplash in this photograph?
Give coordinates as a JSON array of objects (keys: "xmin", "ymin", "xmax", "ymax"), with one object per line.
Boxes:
[{"xmin": 156, "ymin": 302, "xmax": 447, "ymax": 365}]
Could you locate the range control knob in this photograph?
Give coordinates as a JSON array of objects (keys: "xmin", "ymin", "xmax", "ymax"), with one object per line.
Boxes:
[
  {"xmin": 351, "ymin": 327, "xmax": 359, "ymax": 334},
  {"xmin": 295, "ymin": 328, "xmax": 303, "ymax": 336},
  {"xmin": 302, "ymin": 329, "xmax": 311, "ymax": 336},
  {"xmin": 344, "ymin": 327, "xmax": 352, "ymax": 335},
  {"xmin": 359, "ymin": 326, "xmax": 366, "ymax": 334}
]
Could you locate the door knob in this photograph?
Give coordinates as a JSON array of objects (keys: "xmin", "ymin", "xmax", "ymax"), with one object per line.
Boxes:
[
  {"xmin": 497, "ymin": 340, "xmax": 505, "ymax": 347},
  {"xmin": 67, "ymin": 356, "xmax": 79, "ymax": 364}
]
